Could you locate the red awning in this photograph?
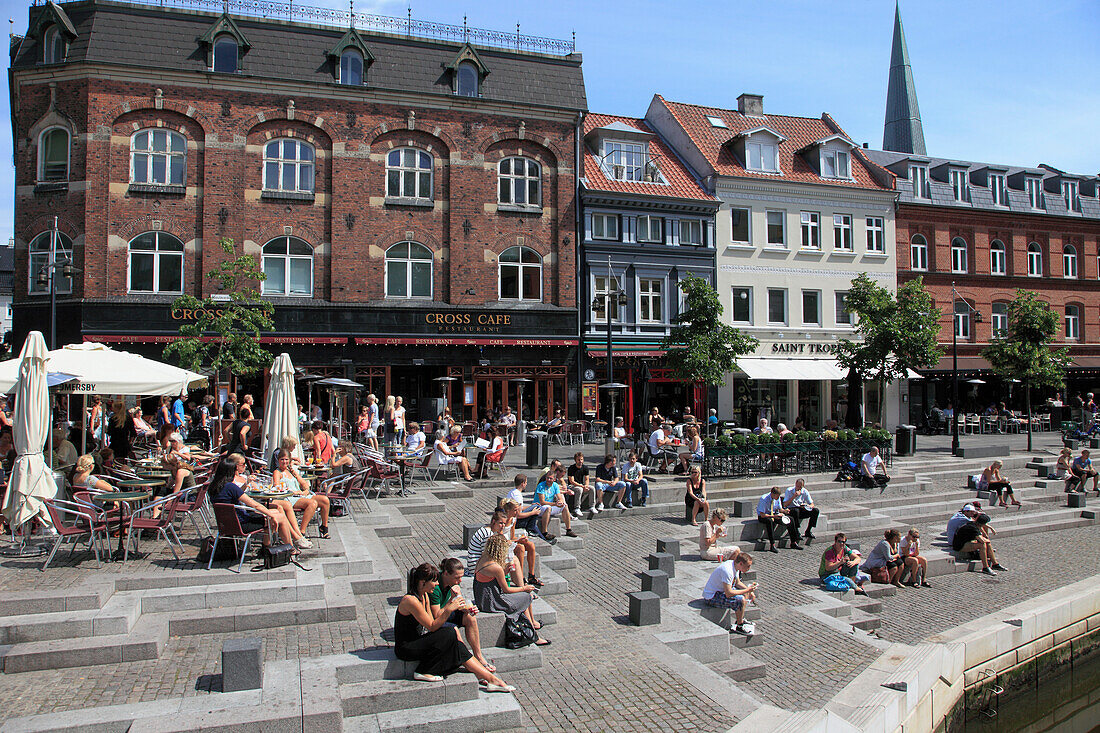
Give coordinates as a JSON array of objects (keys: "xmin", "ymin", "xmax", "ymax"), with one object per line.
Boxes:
[
  {"xmin": 354, "ymin": 337, "xmax": 576, "ymax": 347},
  {"xmin": 586, "ymin": 349, "xmax": 667, "ymax": 358},
  {"xmin": 84, "ymin": 335, "xmax": 349, "ymax": 345}
]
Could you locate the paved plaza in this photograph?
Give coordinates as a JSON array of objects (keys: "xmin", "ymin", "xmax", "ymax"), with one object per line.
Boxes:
[{"xmin": 0, "ymin": 428, "xmax": 1094, "ymax": 731}]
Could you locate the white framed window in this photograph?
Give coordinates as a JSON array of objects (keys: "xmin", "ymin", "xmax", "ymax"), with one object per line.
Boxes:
[
  {"xmin": 989, "ymin": 173, "xmax": 1007, "ymax": 206},
  {"xmin": 602, "ymin": 140, "xmax": 645, "ymax": 182},
  {"xmin": 991, "ymin": 302, "xmax": 1008, "ymax": 336},
  {"xmin": 950, "ymin": 169, "xmax": 970, "ymax": 202},
  {"xmin": 38, "ymin": 127, "xmax": 69, "ymax": 182},
  {"xmin": 1027, "ymin": 242, "xmax": 1043, "ymax": 277},
  {"xmin": 730, "ymin": 208, "xmax": 750, "ymax": 244},
  {"xmin": 43, "ymin": 26, "xmax": 65, "ymax": 63},
  {"xmin": 131, "ymin": 129, "xmax": 185, "ymax": 186},
  {"xmin": 989, "ymin": 240, "xmax": 1006, "ymax": 275},
  {"xmin": 1064, "ymin": 244, "xmax": 1078, "ymax": 278},
  {"xmin": 384, "ymin": 241, "xmax": 433, "ymax": 299},
  {"xmin": 592, "ymin": 275, "xmax": 621, "ymax": 321},
  {"xmin": 865, "ymin": 217, "xmax": 884, "ymax": 253},
  {"xmin": 499, "ymin": 246, "xmax": 541, "ymax": 301},
  {"xmin": 28, "ymin": 231, "xmax": 73, "ymax": 294},
  {"xmin": 591, "ymin": 213, "xmax": 619, "ymax": 241},
  {"xmin": 747, "ymin": 141, "xmax": 778, "ymax": 173},
  {"xmin": 821, "ymin": 149, "xmax": 850, "ymax": 179},
  {"xmin": 679, "ymin": 219, "xmax": 703, "ymax": 246},
  {"xmin": 1026, "ymin": 178, "xmax": 1044, "ymax": 209},
  {"xmin": 802, "ymin": 290, "xmax": 821, "ymax": 326},
  {"xmin": 767, "ymin": 288, "xmax": 787, "ymax": 325},
  {"xmin": 766, "ymin": 210, "xmax": 785, "ymax": 247},
  {"xmin": 261, "ymin": 236, "xmax": 313, "ymax": 296},
  {"xmin": 951, "ymin": 237, "xmax": 968, "ymax": 274},
  {"xmin": 910, "ymin": 234, "xmax": 928, "ymax": 271},
  {"xmin": 212, "ymin": 34, "xmax": 238, "ymax": 73},
  {"xmin": 706, "ymin": 116, "xmax": 727, "ymax": 128},
  {"xmin": 638, "ymin": 279, "xmax": 663, "ymax": 323},
  {"xmin": 1066, "ymin": 305, "xmax": 1081, "ymax": 340},
  {"xmin": 497, "ymin": 157, "xmax": 541, "ymax": 207},
  {"xmin": 909, "ymin": 165, "xmax": 930, "ymax": 198},
  {"xmin": 456, "ymin": 62, "xmax": 479, "ymax": 97},
  {"xmin": 731, "ymin": 287, "xmax": 752, "ymax": 324},
  {"xmin": 835, "ymin": 291, "xmax": 851, "ymax": 326},
  {"xmin": 637, "ymin": 215, "xmax": 663, "ymax": 244},
  {"xmin": 1063, "ymin": 180, "xmax": 1081, "ymax": 212},
  {"xmin": 800, "ymin": 211, "xmax": 820, "ymax": 249},
  {"xmin": 128, "ymin": 231, "xmax": 184, "ymax": 294},
  {"xmin": 832, "ymin": 213, "xmax": 852, "ymax": 251},
  {"xmin": 386, "ymin": 147, "xmax": 432, "ymax": 200},
  {"xmin": 954, "ymin": 301, "xmax": 971, "ymax": 339},
  {"xmin": 339, "ymin": 49, "xmax": 363, "ymax": 85},
  {"xmin": 263, "ymin": 139, "xmax": 314, "ymax": 193}
]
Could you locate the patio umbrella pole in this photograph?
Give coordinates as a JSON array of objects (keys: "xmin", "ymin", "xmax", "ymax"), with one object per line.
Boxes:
[{"xmin": 81, "ymin": 393, "xmax": 87, "ymax": 454}]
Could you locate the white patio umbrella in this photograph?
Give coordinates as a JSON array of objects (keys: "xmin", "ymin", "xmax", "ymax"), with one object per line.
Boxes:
[
  {"xmin": 260, "ymin": 353, "xmax": 302, "ymax": 464},
  {"xmin": 0, "ymin": 342, "xmax": 206, "ymax": 395},
  {"xmin": 2, "ymin": 332, "xmax": 57, "ymax": 529}
]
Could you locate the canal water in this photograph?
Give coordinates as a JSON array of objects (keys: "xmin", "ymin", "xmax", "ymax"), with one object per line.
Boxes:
[{"xmin": 964, "ymin": 647, "xmax": 1100, "ymax": 732}]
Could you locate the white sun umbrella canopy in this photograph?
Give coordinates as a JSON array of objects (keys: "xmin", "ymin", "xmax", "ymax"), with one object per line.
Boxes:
[
  {"xmin": 2, "ymin": 332, "xmax": 57, "ymax": 529},
  {"xmin": 261, "ymin": 353, "xmax": 302, "ymax": 465},
  {"xmin": 0, "ymin": 342, "xmax": 206, "ymax": 396}
]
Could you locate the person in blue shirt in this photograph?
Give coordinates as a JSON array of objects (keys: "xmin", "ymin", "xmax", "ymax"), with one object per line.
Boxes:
[
  {"xmin": 172, "ymin": 392, "xmax": 188, "ymax": 438},
  {"xmin": 1071, "ymin": 449, "xmax": 1099, "ymax": 493},
  {"xmin": 756, "ymin": 486, "xmax": 801, "ymax": 553},
  {"xmin": 534, "ymin": 464, "xmax": 577, "ymax": 538}
]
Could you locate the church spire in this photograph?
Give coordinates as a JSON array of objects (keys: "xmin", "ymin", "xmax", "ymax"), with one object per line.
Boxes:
[{"xmin": 882, "ymin": 2, "xmax": 926, "ymax": 155}]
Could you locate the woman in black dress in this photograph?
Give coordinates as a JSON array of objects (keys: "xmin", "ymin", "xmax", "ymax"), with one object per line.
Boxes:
[
  {"xmin": 394, "ymin": 563, "xmax": 515, "ymax": 691},
  {"xmin": 106, "ymin": 400, "xmax": 137, "ymax": 460},
  {"xmin": 222, "ymin": 407, "xmax": 251, "ymax": 456}
]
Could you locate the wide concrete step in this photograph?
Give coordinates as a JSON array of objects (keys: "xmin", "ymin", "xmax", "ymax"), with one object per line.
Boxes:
[
  {"xmin": 168, "ymin": 595, "xmax": 357, "ymax": 635},
  {"xmin": 1, "ymin": 618, "xmax": 167, "ymax": 673},
  {"xmin": 0, "ymin": 592, "xmax": 138, "ymax": 644},
  {"xmin": 0, "ymin": 588, "xmax": 108, "ymax": 618},
  {"xmin": 369, "ymin": 689, "xmax": 523, "ymax": 733},
  {"xmin": 139, "ymin": 576, "xmax": 325, "ymax": 613},
  {"xmin": 430, "ymin": 487, "xmax": 475, "ymax": 500},
  {"xmin": 340, "ymin": 676, "xmax": 479, "ymax": 718},
  {"xmin": 711, "ymin": 646, "xmax": 767, "ymax": 681}
]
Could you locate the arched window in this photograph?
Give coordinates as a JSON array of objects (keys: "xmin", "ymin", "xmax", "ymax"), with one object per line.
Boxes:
[
  {"xmin": 1063, "ymin": 244, "xmax": 1078, "ymax": 279},
  {"xmin": 456, "ymin": 62, "xmax": 479, "ymax": 97},
  {"xmin": 212, "ymin": 35, "xmax": 238, "ymax": 73},
  {"xmin": 128, "ymin": 232, "xmax": 184, "ymax": 293},
  {"xmin": 263, "ymin": 139, "xmax": 315, "ymax": 193},
  {"xmin": 950, "ymin": 237, "xmax": 968, "ymax": 274},
  {"xmin": 384, "ymin": 241, "xmax": 432, "ymax": 299},
  {"xmin": 28, "ymin": 231, "xmax": 73, "ymax": 294},
  {"xmin": 1066, "ymin": 305, "xmax": 1081, "ymax": 340},
  {"xmin": 954, "ymin": 300, "xmax": 971, "ymax": 339},
  {"xmin": 386, "ymin": 148, "xmax": 433, "ymax": 200},
  {"xmin": 498, "ymin": 157, "xmax": 541, "ymax": 207},
  {"xmin": 131, "ymin": 129, "xmax": 186, "ymax": 185},
  {"xmin": 339, "ymin": 49, "xmax": 363, "ymax": 85},
  {"xmin": 989, "ymin": 240, "xmax": 1006, "ymax": 275},
  {"xmin": 498, "ymin": 246, "xmax": 542, "ymax": 301},
  {"xmin": 38, "ymin": 127, "xmax": 69, "ymax": 182},
  {"xmin": 1027, "ymin": 242, "xmax": 1043, "ymax": 277},
  {"xmin": 261, "ymin": 237, "xmax": 313, "ymax": 296},
  {"xmin": 43, "ymin": 26, "xmax": 65, "ymax": 63},
  {"xmin": 910, "ymin": 234, "xmax": 928, "ymax": 271}
]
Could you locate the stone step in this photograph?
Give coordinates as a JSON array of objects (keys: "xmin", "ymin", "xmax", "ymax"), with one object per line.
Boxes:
[
  {"xmin": 168, "ymin": 593, "xmax": 357, "ymax": 636},
  {"xmin": 462, "ymin": 598, "xmax": 558, "ymax": 648},
  {"xmin": 340, "ymin": 676, "xmax": 480, "ymax": 718},
  {"xmin": 550, "ymin": 535, "xmax": 584, "ymax": 552},
  {"xmin": 335, "ymin": 646, "xmax": 542, "ymax": 685},
  {"xmin": 538, "ymin": 549, "xmax": 577, "ymax": 573},
  {"xmin": 711, "ymin": 646, "xmax": 767, "ymax": 681},
  {"xmin": 729, "ymin": 631, "xmax": 764, "ymax": 649},
  {"xmin": 1, "ymin": 617, "xmax": 167, "ymax": 673},
  {"xmin": 139, "ymin": 576, "xmax": 326, "ymax": 613},
  {"xmin": 863, "ymin": 585, "xmax": 897, "ymax": 599},
  {"xmin": 0, "ymin": 592, "xmax": 138, "ymax": 644},
  {"xmin": 429, "ymin": 487, "xmax": 475, "ymax": 500},
  {"xmin": 379, "ymin": 497, "xmax": 445, "ymax": 515},
  {"xmin": 348, "ymin": 568, "xmax": 406, "ymax": 597},
  {"xmin": 368, "ymin": 689, "xmax": 524, "ymax": 733},
  {"xmin": 848, "ymin": 608, "xmax": 882, "ymax": 631},
  {"xmin": 0, "ymin": 587, "xmax": 109, "ymax": 618},
  {"xmin": 852, "ymin": 600, "xmax": 883, "ymax": 614}
]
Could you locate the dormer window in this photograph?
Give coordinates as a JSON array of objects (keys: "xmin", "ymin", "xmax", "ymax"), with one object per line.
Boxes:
[
  {"xmin": 213, "ymin": 35, "xmax": 238, "ymax": 73},
  {"xmin": 43, "ymin": 25, "xmax": 65, "ymax": 63},
  {"xmin": 340, "ymin": 49, "xmax": 363, "ymax": 86},
  {"xmin": 457, "ymin": 62, "xmax": 479, "ymax": 97},
  {"xmin": 747, "ymin": 140, "xmax": 778, "ymax": 173},
  {"xmin": 1026, "ymin": 177, "xmax": 1044, "ymax": 209},
  {"xmin": 602, "ymin": 141, "xmax": 644, "ymax": 182},
  {"xmin": 950, "ymin": 169, "xmax": 970, "ymax": 203},
  {"xmin": 909, "ymin": 165, "xmax": 930, "ymax": 198},
  {"xmin": 821, "ymin": 149, "xmax": 850, "ymax": 179},
  {"xmin": 989, "ymin": 173, "xmax": 1007, "ymax": 206},
  {"xmin": 1063, "ymin": 180, "xmax": 1081, "ymax": 212},
  {"xmin": 706, "ymin": 116, "xmax": 727, "ymax": 129}
]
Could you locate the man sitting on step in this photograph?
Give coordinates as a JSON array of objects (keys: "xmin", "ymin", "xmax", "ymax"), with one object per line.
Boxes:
[
  {"xmin": 1070, "ymin": 449, "xmax": 1099, "ymax": 494},
  {"xmin": 430, "ymin": 557, "xmax": 496, "ymax": 674},
  {"xmin": 756, "ymin": 486, "xmax": 802, "ymax": 552},
  {"xmin": 859, "ymin": 446, "xmax": 890, "ymax": 488},
  {"xmin": 504, "ymin": 474, "xmax": 549, "ymax": 540},
  {"xmin": 782, "ymin": 478, "xmax": 820, "ymax": 541},
  {"xmin": 701, "ymin": 552, "xmax": 756, "ymax": 635},
  {"xmin": 945, "ymin": 503, "xmax": 980, "ymax": 546},
  {"xmin": 534, "ymin": 464, "xmax": 579, "ymax": 540},
  {"xmin": 951, "ymin": 513, "xmax": 1006, "ymax": 576}
]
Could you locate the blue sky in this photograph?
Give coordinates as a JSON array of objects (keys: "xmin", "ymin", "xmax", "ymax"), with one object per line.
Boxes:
[{"xmin": 2, "ymin": 0, "xmax": 1098, "ymax": 243}]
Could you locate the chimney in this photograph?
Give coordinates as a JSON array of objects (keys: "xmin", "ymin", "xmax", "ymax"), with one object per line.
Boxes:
[{"xmin": 737, "ymin": 93, "xmax": 764, "ymax": 117}]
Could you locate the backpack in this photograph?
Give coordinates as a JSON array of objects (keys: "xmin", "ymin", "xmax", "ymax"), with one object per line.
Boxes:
[{"xmin": 835, "ymin": 461, "xmax": 859, "ymax": 482}]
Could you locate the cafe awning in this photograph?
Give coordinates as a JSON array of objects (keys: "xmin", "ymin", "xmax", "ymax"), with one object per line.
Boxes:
[{"xmin": 736, "ymin": 357, "xmax": 847, "ymax": 381}]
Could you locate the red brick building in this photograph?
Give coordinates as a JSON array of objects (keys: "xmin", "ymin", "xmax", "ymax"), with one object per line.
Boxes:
[{"xmin": 10, "ymin": 0, "xmax": 585, "ymax": 420}]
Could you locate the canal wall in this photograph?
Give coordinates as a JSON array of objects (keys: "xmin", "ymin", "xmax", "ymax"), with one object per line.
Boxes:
[{"xmin": 726, "ymin": 572, "xmax": 1100, "ymax": 733}]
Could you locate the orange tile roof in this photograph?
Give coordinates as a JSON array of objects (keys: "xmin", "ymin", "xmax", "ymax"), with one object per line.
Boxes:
[
  {"xmin": 655, "ymin": 96, "xmax": 892, "ymax": 191},
  {"xmin": 582, "ymin": 113, "xmax": 717, "ymax": 202}
]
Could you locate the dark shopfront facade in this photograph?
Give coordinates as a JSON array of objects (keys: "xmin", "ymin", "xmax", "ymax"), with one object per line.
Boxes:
[{"xmin": 18, "ymin": 299, "xmax": 578, "ymax": 424}]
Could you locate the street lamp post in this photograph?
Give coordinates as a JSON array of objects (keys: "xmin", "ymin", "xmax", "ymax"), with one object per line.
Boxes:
[
  {"xmin": 591, "ymin": 256, "xmax": 627, "ymax": 446},
  {"xmin": 951, "ymin": 281, "xmax": 983, "ymax": 457},
  {"xmin": 35, "ymin": 217, "xmax": 79, "ymax": 350}
]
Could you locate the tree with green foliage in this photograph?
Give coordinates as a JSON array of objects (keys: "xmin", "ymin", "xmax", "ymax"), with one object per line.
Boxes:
[
  {"xmin": 661, "ymin": 274, "xmax": 758, "ymax": 387},
  {"xmin": 834, "ymin": 273, "xmax": 943, "ymax": 426},
  {"xmin": 981, "ymin": 289, "xmax": 1070, "ymax": 451},
  {"xmin": 163, "ymin": 237, "xmax": 275, "ymax": 377}
]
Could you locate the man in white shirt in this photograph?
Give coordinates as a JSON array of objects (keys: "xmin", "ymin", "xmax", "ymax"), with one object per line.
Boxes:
[
  {"xmin": 756, "ymin": 486, "xmax": 801, "ymax": 552},
  {"xmin": 498, "ymin": 406, "xmax": 517, "ymax": 445},
  {"xmin": 404, "ymin": 423, "xmax": 426, "ymax": 452},
  {"xmin": 860, "ymin": 446, "xmax": 890, "ymax": 488},
  {"xmin": 647, "ymin": 422, "xmax": 674, "ymax": 472},
  {"xmin": 505, "ymin": 474, "xmax": 550, "ymax": 540},
  {"xmin": 782, "ymin": 478, "xmax": 819, "ymax": 542},
  {"xmin": 701, "ymin": 553, "xmax": 756, "ymax": 635}
]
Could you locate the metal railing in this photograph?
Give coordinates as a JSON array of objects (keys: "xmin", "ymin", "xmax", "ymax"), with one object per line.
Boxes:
[{"xmin": 44, "ymin": 0, "xmax": 576, "ymax": 55}]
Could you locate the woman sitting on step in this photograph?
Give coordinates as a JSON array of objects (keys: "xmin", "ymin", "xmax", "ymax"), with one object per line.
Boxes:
[
  {"xmin": 978, "ymin": 460, "xmax": 1020, "ymax": 507},
  {"xmin": 472, "ymin": 534, "xmax": 550, "ymax": 646},
  {"xmin": 394, "ymin": 563, "xmax": 514, "ymax": 690}
]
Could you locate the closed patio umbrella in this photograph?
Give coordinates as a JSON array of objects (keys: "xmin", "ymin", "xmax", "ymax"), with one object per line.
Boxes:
[
  {"xmin": 2, "ymin": 332, "xmax": 57, "ymax": 530},
  {"xmin": 261, "ymin": 353, "xmax": 302, "ymax": 464}
]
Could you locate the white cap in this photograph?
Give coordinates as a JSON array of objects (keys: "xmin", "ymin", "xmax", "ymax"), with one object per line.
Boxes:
[
  {"xmin": 169, "ymin": 432, "xmax": 184, "ymax": 444},
  {"xmin": 962, "ymin": 504, "xmax": 976, "ymax": 512}
]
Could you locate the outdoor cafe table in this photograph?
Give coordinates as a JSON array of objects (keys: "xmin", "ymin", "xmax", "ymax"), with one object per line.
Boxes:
[
  {"xmin": 93, "ymin": 487, "xmax": 153, "ymax": 560},
  {"xmin": 384, "ymin": 448, "xmax": 421, "ymax": 496}
]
